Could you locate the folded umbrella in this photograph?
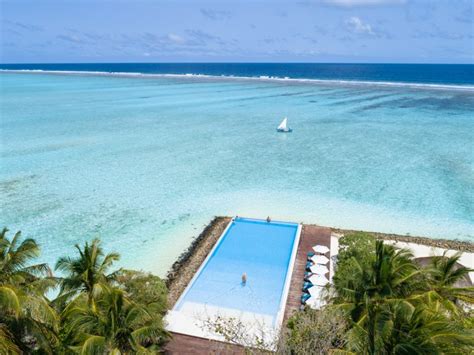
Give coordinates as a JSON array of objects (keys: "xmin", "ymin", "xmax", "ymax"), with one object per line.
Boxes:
[
  {"xmin": 312, "ymin": 245, "xmax": 330, "ymax": 254},
  {"xmin": 308, "ymin": 285, "xmax": 324, "ymax": 297},
  {"xmin": 306, "ymin": 296, "xmax": 324, "ymax": 310},
  {"xmin": 311, "ymin": 254, "xmax": 330, "ymax": 265},
  {"xmin": 308, "ymin": 274, "xmax": 329, "ymax": 286},
  {"xmin": 310, "ymin": 264, "xmax": 329, "ymax": 275}
]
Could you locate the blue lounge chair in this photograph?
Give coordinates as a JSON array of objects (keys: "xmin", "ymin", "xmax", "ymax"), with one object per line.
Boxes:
[
  {"xmin": 302, "ymin": 281, "xmax": 312, "ymax": 291},
  {"xmin": 307, "ymin": 252, "xmax": 315, "ymax": 260},
  {"xmin": 301, "ymin": 293, "xmax": 311, "ymax": 304}
]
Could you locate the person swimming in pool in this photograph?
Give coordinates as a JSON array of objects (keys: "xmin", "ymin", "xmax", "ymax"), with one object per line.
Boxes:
[{"xmin": 241, "ymin": 272, "xmax": 247, "ymax": 286}]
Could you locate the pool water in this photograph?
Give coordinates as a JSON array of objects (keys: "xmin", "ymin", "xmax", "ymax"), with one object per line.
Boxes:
[{"xmin": 175, "ymin": 218, "xmax": 299, "ymax": 320}]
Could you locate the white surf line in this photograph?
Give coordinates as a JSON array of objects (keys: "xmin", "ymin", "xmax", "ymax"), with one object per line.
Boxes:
[{"xmin": 2, "ymin": 69, "xmax": 474, "ymax": 92}]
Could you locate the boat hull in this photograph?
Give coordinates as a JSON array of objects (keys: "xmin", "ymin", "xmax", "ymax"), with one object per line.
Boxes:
[{"xmin": 277, "ymin": 128, "xmax": 293, "ymax": 133}]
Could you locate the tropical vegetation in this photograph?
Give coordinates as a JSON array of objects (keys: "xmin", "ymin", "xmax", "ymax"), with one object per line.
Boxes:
[
  {"xmin": 2, "ymin": 226, "xmax": 473, "ymax": 354},
  {"xmin": 280, "ymin": 232, "xmax": 474, "ymax": 354},
  {"xmin": 0, "ymin": 228, "xmax": 169, "ymax": 354}
]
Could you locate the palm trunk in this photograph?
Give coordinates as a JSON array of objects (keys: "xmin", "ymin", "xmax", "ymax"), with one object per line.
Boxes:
[{"xmin": 367, "ymin": 302, "xmax": 376, "ymax": 355}]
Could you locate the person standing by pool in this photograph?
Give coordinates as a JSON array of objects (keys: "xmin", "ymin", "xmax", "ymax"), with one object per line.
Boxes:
[{"xmin": 241, "ymin": 272, "xmax": 247, "ymax": 286}]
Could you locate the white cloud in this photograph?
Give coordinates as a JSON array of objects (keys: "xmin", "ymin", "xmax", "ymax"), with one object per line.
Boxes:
[
  {"xmin": 324, "ymin": 0, "xmax": 405, "ymax": 6},
  {"xmin": 346, "ymin": 16, "xmax": 375, "ymax": 35},
  {"xmin": 167, "ymin": 33, "xmax": 185, "ymax": 44},
  {"xmin": 200, "ymin": 9, "xmax": 232, "ymax": 21}
]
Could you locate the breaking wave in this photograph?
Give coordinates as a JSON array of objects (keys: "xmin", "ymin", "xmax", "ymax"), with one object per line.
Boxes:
[{"xmin": 2, "ymin": 69, "xmax": 474, "ymax": 91}]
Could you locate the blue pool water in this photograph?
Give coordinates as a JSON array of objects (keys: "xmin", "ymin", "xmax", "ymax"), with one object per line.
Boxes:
[{"xmin": 175, "ymin": 218, "xmax": 298, "ymax": 317}]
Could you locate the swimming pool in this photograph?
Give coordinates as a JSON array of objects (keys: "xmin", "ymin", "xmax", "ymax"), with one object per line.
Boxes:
[{"xmin": 167, "ymin": 217, "xmax": 301, "ymax": 345}]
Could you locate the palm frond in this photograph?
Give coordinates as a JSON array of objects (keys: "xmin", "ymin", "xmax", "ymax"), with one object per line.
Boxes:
[
  {"xmin": 0, "ymin": 286, "xmax": 21, "ymax": 317},
  {"xmin": 22, "ymin": 263, "xmax": 52, "ymax": 277},
  {"xmin": 21, "ymin": 292, "xmax": 59, "ymax": 329},
  {"xmin": 0, "ymin": 323, "xmax": 21, "ymax": 354},
  {"xmin": 131, "ymin": 325, "xmax": 161, "ymax": 346},
  {"xmin": 80, "ymin": 335, "xmax": 106, "ymax": 355},
  {"xmin": 101, "ymin": 252, "xmax": 120, "ymax": 270}
]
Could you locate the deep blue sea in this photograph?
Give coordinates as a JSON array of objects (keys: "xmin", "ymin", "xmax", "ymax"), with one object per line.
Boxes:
[
  {"xmin": 2, "ymin": 63, "xmax": 474, "ymax": 86},
  {"xmin": 1, "ymin": 63, "xmax": 473, "ymax": 275}
]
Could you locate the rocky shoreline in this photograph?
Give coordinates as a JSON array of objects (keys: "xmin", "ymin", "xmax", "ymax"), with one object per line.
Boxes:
[
  {"xmin": 331, "ymin": 227, "xmax": 474, "ymax": 253},
  {"xmin": 165, "ymin": 216, "xmax": 231, "ymax": 307}
]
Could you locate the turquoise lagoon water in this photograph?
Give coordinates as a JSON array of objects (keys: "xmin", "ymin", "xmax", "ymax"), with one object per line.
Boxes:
[
  {"xmin": 175, "ymin": 218, "xmax": 298, "ymax": 318},
  {"xmin": 1, "ymin": 72, "xmax": 473, "ymax": 275}
]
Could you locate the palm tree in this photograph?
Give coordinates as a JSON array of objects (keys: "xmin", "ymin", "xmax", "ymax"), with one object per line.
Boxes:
[
  {"xmin": 417, "ymin": 251, "xmax": 474, "ymax": 316},
  {"xmin": 346, "ymin": 300, "xmax": 474, "ymax": 354},
  {"xmin": 387, "ymin": 302, "xmax": 474, "ymax": 354},
  {"xmin": 0, "ymin": 228, "xmax": 59, "ymax": 354},
  {"xmin": 55, "ymin": 238, "xmax": 120, "ymax": 309},
  {"xmin": 0, "ymin": 227, "xmax": 51, "ymax": 284},
  {"xmin": 0, "ymin": 323, "xmax": 21, "ymax": 354},
  {"xmin": 333, "ymin": 240, "xmax": 419, "ymax": 318},
  {"xmin": 61, "ymin": 285, "xmax": 169, "ymax": 354},
  {"xmin": 333, "ymin": 240, "xmax": 474, "ymax": 354},
  {"xmin": 333, "ymin": 241, "xmax": 421, "ymax": 354}
]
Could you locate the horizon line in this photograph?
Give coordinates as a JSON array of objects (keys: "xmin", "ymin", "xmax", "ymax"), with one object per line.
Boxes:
[{"xmin": 1, "ymin": 61, "xmax": 474, "ymax": 66}]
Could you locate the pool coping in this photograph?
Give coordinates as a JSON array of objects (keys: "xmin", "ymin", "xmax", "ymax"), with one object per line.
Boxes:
[
  {"xmin": 275, "ymin": 221, "xmax": 302, "ymax": 328},
  {"xmin": 167, "ymin": 216, "xmax": 302, "ymax": 345}
]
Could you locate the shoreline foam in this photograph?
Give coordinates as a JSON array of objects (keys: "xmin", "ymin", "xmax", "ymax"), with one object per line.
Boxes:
[{"xmin": 2, "ymin": 69, "xmax": 474, "ymax": 92}]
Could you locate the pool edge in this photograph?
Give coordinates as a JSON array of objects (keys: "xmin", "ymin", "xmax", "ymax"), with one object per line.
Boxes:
[
  {"xmin": 172, "ymin": 217, "xmax": 235, "ymax": 311},
  {"xmin": 274, "ymin": 222, "xmax": 302, "ymax": 328},
  {"xmin": 166, "ymin": 216, "xmax": 302, "ymax": 347}
]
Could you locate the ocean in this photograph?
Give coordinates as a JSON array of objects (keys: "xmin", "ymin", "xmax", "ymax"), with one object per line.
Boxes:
[
  {"xmin": 2, "ymin": 63, "xmax": 474, "ymax": 86},
  {"xmin": 1, "ymin": 63, "xmax": 473, "ymax": 275}
]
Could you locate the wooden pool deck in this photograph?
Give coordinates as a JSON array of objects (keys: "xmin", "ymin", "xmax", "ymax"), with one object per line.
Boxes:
[
  {"xmin": 283, "ymin": 224, "xmax": 331, "ymax": 322},
  {"xmin": 164, "ymin": 224, "xmax": 332, "ymax": 354}
]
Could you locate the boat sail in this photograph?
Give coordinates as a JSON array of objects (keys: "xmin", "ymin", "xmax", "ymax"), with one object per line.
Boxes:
[{"xmin": 277, "ymin": 117, "xmax": 292, "ymax": 132}]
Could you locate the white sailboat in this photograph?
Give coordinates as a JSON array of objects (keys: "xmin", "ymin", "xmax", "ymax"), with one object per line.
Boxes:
[{"xmin": 277, "ymin": 117, "xmax": 292, "ymax": 132}]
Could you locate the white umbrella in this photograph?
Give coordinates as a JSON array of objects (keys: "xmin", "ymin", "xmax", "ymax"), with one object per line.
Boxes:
[
  {"xmin": 312, "ymin": 245, "xmax": 330, "ymax": 254},
  {"xmin": 308, "ymin": 275, "xmax": 329, "ymax": 286},
  {"xmin": 310, "ymin": 264, "xmax": 329, "ymax": 275},
  {"xmin": 308, "ymin": 285, "xmax": 324, "ymax": 297},
  {"xmin": 311, "ymin": 255, "xmax": 329, "ymax": 265},
  {"xmin": 306, "ymin": 295, "xmax": 325, "ymax": 310}
]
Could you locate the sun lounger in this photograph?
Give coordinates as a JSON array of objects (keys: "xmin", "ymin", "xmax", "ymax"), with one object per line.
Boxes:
[{"xmin": 301, "ymin": 293, "xmax": 311, "ymax": 304}]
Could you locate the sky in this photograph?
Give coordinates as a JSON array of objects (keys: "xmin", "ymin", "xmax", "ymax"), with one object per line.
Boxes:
[{"xmin": 1, "ymin": 0, "xmax": 473, "ymax": 63}]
